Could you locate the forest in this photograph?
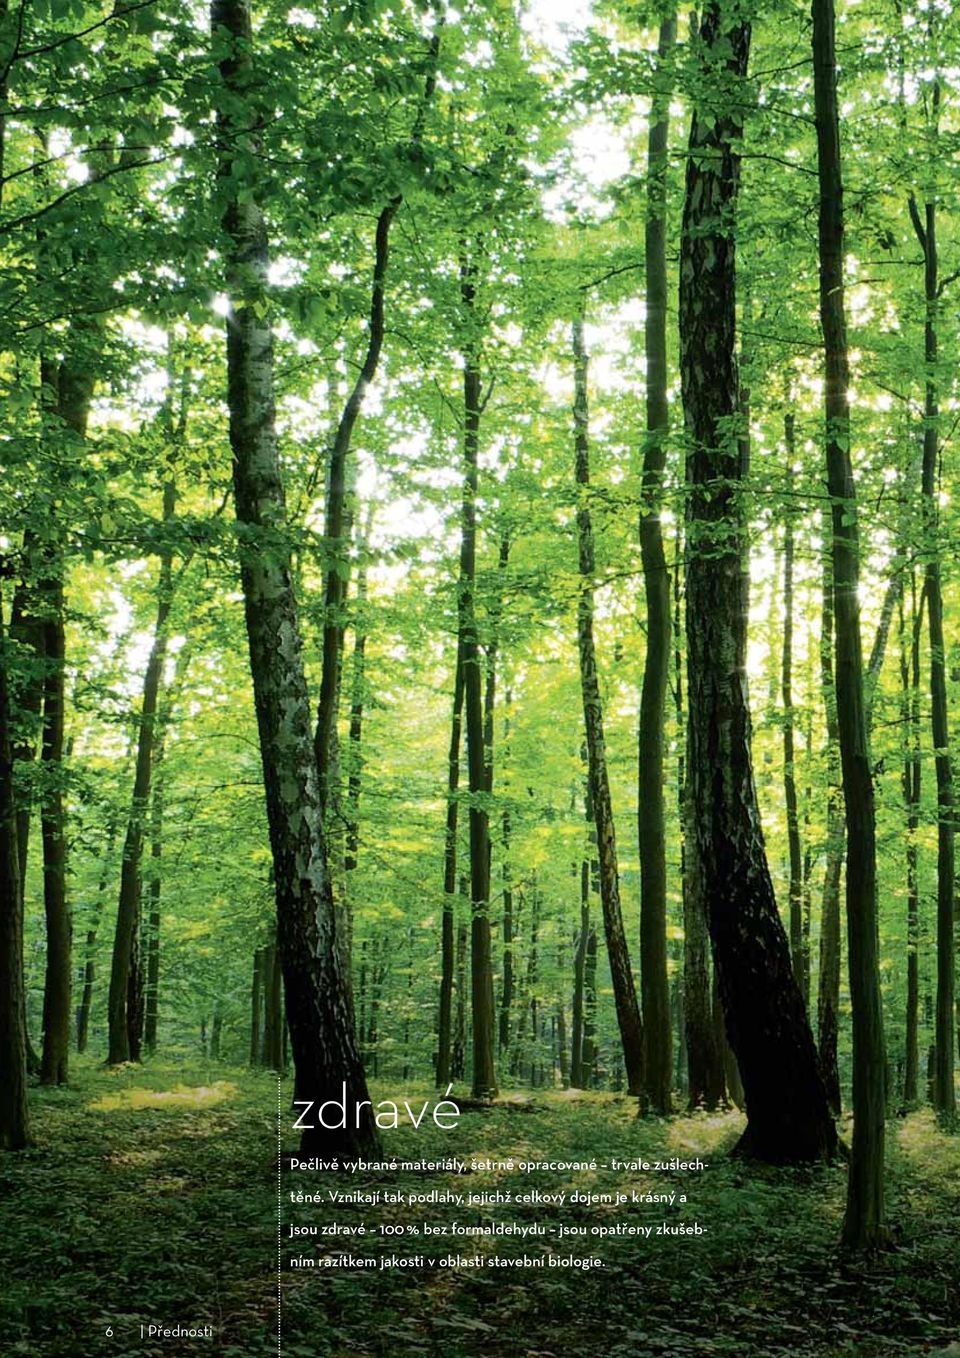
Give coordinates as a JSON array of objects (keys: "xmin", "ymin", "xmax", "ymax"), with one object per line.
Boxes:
[{"xmin": 1, "ymin": 0, "xmax": 960, "ymax": 1352}]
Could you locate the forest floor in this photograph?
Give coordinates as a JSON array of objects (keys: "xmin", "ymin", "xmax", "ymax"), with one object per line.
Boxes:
[{"xmin": 1, "ymin": 1058, "xmax": 958, "ymax": 1358}]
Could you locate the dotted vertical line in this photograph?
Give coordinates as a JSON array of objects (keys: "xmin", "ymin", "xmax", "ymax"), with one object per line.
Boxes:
[{"xmin": 277, "ymin": 1073, "xmax": 282, "ymax": 1358}]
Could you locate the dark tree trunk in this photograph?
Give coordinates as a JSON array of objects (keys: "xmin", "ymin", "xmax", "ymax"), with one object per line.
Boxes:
[
  {"xmin": 683, "ymin": 774, "xmax": 725, "ymax": 1110},
  {"xmin": 126, "ymin": 924, "xmax": 145, "ymax": 1064},
  {"xmin": 459, "ymin": 258, "xmax": 497, "ymax": 1100},
  {"xmin": 672, "ymin": 950, "xmax": 687, "ymax": 1098},
  {"xmin": 39, "ymin": 590, "xmax": 70, "ymax": 1085},
  {"xmin": 499, "ymin": 803, "xmax": 514, "ymax": 1056},
  {"xmin": 481, "ymin": 540, "xmax": 509, "ymax": 804},
  {"xmin": 497, "ymin": 688, "xmax": 513, "ymax": 1056},
  {"xmin": 907, "ymin": 151, "xmax": 955, "ymax": 1119},
  {"xmin": 107, "ymin": 481, "xmax": 175, "ymax": 1064},
  {"xmin": 900, "ymin": 574, "xmax": 921, "ymax": 1106},
  {"xmin": 76, "ymin": 820, "xmax": 117, "ymax": 1053},
  {"xmin": 402, "ymin": 928, "xmax": 416, "ymax": 1083},
  {"xmin": 781, "ymin": 432, "xmax": 806, "ymax": 1007},
  {"xmin": 711, "ymin": 961, "xmax": 743, "ymax": 1108},
  {"xmin": 817, "ymin": 499, "xmax": 844, "ymax": 1115},
  {"xmin": 452, "ymin": 910, "xmax": 468, "ymax": 1083},
  {"xmin": 314, "ymin": 202, "xmax": 397, "ymax": 816},
  {"xmin": 143, "ymin": 730, "xmax": 167, "ymax": 1055},
  {"xmin": 213, "ymin": 0, "xmax": 375, "ymax": 1155},
  {"xmin": 0, "ymin": 591, "xmax": 30, "ymax": 1150},
  {"xmin": 9, "ymin": 579, "xmax": 43, "ymax": 1085},
  {"xmin": 261, "ymin": 941, "xmax": 283, "ymax": 1071},
  {"xmin": 812, "ymin": 0, "xmax": 886, "ymax": 1244},
  {"xmin": 674, "ymin": 531, "xmax": 723, "ymax": 1108},
  {"xmin": 570, "ymin": 858, "xmax": 590, "ymax": 1088},
  {"xmin": 250, "ymin": 946, "xmax": 264, "ymax": 1067},
  {"xmin": 818, "ymin": 491, "xmax": 906, "ymax": 1114},
  {"xmin": 3, "ymin": 105, "xmax": 41, "ymax": 1094},
  {"xmin": 681, "ymin": 2, "xmax": 837, "ymax": 1162},
  {"xmin": 436, "ymin": 641, "xmax": 464, "ymax": 1086},
  {"xmin": 35, "ymin": 349, "xmax": 92, "ymax": 1086},
  {"xmin": 638, "ymin": 14, "xmax": 677, "ymax": 1117},
  {"xmin": 76, "ymin": 928, "xmax": 97, "ymax": 1054},
  {"xmin": 573, "ymin": 311, "xmax": 644, "ymax": 1098}
]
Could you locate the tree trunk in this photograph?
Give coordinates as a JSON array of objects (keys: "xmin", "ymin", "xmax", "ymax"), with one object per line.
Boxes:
[
  {"xmin": 9, "ymin": 573, "xmax": 43, "ymax": 943},
  {"xmin": 781, "ymin": 430, "xmax": 806, "ymax": 1007},
  {"xmin": 812, "ymin": 0, "xmax": 886, "ymax": 1244},
  {"xmin": 819, "ymin": 490, "xmax": 904, "ymax": 1112},
  {"xmin": 452, "ymin": 909, "xmax": 467, "ymax": 1082},
  {"xmin": 213, "ymin": 0, "xmax": 375, "ymax": 1155},
  {"xmin": 76, "ymin": 818, "xmax": 117, "ymax": 1053},
  {"xmin": 261, "ymin": 941, "xmax": 283, "ymax": 1071},
  {"xmin": 573, "ymin": 311, "xmax": 644, "ymax": 1098},
  {"xmin": 249, "ymin": 946, "xmax": 264, "ymax": 1067},
  {"xmin": 524, "ymin": 884, "xmax": 540, "ymax": 1084},
  {"xmin": 459, "ymin": 258, "xmax": 497, "ymax": 1100},
  {"xmin": 436, "ymin": 641, "xmax": 464, "ymax": 1086},
  {"xmin": 34, "ymin": 348, "xmax": 92, "ymax": 1086},
  {"xmin": 143, "ymin": 728, "xmax": 167, "ymax": 1055},
  {"xmin": 683, "ymin": 774, "xmax": 724, "ymax": 1109},
  {"xmin": 344, "ymin": 507, "xmax": 373, "ymax": 879},
  {"xmin": 76, "ymin": 928, "xmax": 97, "ymax": 1054},
  {"xmin": 314, "ymin": 202, "xmax": 397, "ymax": 814},
  {"xmin": 900, "ymin": 574, "xmax": 922, "ymax": 1106},
  {"xmin": 496, "ymin": 684, "xmax": 513, "ymax": 1057},
  {"xmin": 499, "ymin": 802, "xmax": 514, "ymax": 1056},
  {"xmin": 675, "ymin": 531, "xmax": 723, "ymax": 1108},
  {"xmin": 681, "ymin": 2, "xmax": 837, "ymax": 1162},
  {"xmin": 0, "ymin": 590, "xmax": 30, "ymax": 1149},
  {"xmin": 107, "ymin": 480, "xmax": 175, "ymax": 1064},
  {"xmin": 126, "ymin": 920, "xmax": 145, "ymax": 1064},
  {"xmin": 907, "ymin": 148, "xmax": 955, "ymax": 1119},
  {"xmin": 3, "ymin": 77, "xmax": 39, "ymax": 1094},
  {"xmin": 313, "ymin": 28, "xmax": 440, "ymax": 947},
  {"xmin": 31, "ymin": 293, "xmax": 99, "ymax": 1083},
  {"xmin": 817, "ymin": 494, "xmax": 845, "ymax": 1115},
  {"xmin": 9, "ymin": 575, "xmax": 43, "ymax": 1072},
  {"xmin": 556, "ymin": 944, "xmax": 569, "ymax": 1089},
  {"xmin": 582, "ymin": 926, "xmax": 598, "ymax": 1088},
  {"xmin": 638, "ymin": 14, "xmax": 676, "ymax": 1117},
  {"xmin": 38, "ymin": 586, "xmax": 70, "ymax": 1085},
  {"xmin": 570, "ymin": 861, "xmax": 590, "ymax": 1088}
]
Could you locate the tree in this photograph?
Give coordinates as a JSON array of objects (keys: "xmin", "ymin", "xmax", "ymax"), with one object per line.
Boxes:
[
  {"xmin": 458, "ymin": 254, "xmax": 498, "ymax": 1101},
  {"xmin": 0, "ymin": 591, "xmax": 29, "ymax": 1149},
  {"xmin": 781, "ymin": 425, "xmax": 806, "ymax": 1005},
  {"xmin": 574, "ymin": 307, "xmax": 644, "ymax": 1098},
  {"xmin": 107, "ymin": 480, "xmax": 176, "ymax": 1064},
  {"xmin": 638, "ymin": 14, "xmax": 676, "ymax": 1116},
  {"xmin": 436, "ymin": 640, "xmax": 464, "ymax": 1087},
  {"xmin": 906, "ymin": 100, "xmax": 955, "ymax": 1123},
  {"xmin": 811, "ymin": 0, "xmax": 886, "ymax": 1246},
  {"xmin": 212, "ymin": 0, "xmax": 375, "ymax": 1154},
  {"xmin": 680, "ymin": 0, "xmax": 837, "ymax": 1162}
]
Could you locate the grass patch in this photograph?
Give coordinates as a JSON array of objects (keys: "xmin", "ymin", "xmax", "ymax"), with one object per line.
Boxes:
[{"xmin": 1, "ymin": 1060, "xmax": 957, "ymax": 1357}]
